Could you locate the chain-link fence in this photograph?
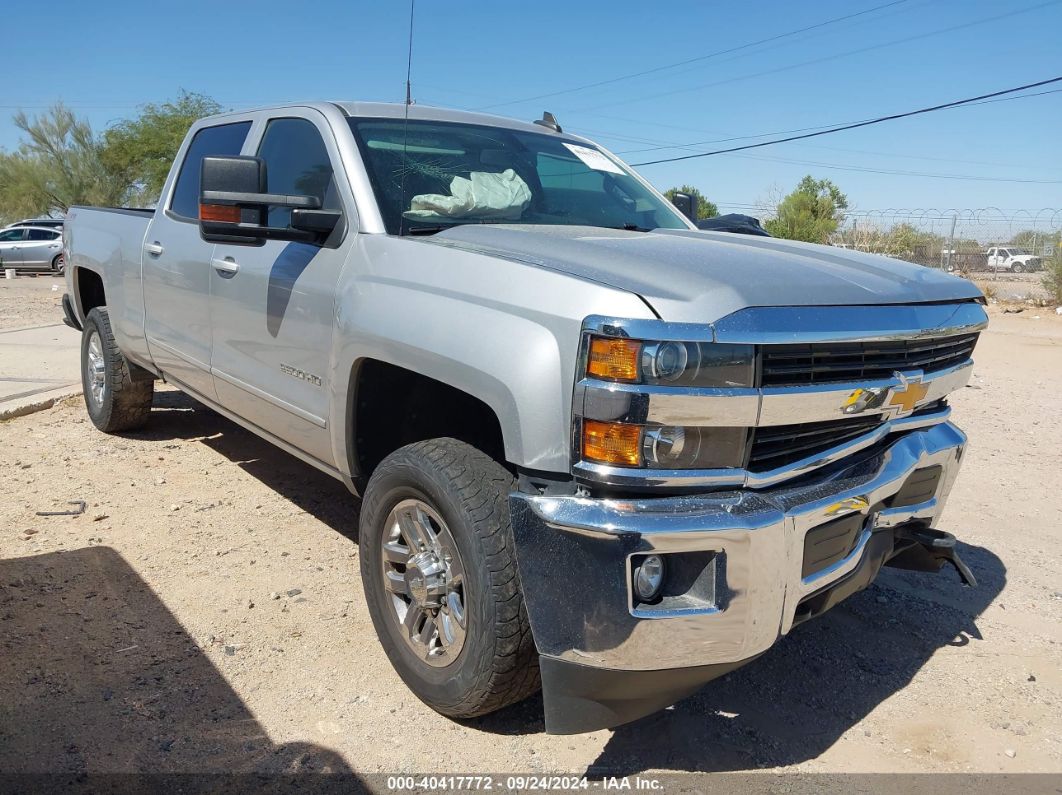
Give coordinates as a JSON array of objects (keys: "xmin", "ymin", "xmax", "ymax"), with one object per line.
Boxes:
[{"xmin": 828, "ymin": 208, "xmax": 1061, "ymax": 274}]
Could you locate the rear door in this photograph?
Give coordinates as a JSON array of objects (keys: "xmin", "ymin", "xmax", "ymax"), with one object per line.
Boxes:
[
  {"xmin": 21, "ymin": 228, "xmax": 63, "ymax": 269},
  {"xmin": 142, "ymin": 119, "xmax": 252, "ymax": 399},
  {"xmin": 0, "ymin": 228, "xmax": 25, "ymax": 267},
  {"xmin": 208, "ymin": 111, "xmax": 354, "ymax": 464}
]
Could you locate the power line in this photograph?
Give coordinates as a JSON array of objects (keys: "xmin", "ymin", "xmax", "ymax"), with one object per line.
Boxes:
[
  {"xmin": 630, "ymin": 76, "xmax": 1062, "ymax": 166},
  {"xmin": 612, "ymin": 87, "xmax": 1062, "ymax": 156},
  {"xmin": 725, "ymin": 152, "xmax": 1062, "ymax": 184},
  {"xmin": 574, "ymin": 0, "xmax": 1061, "ymax": 114},
  {"xmin": 473, "ymin": 0, "xmax": 913, "ymax": 111}
]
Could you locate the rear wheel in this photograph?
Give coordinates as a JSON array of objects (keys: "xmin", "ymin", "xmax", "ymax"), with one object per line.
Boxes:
[
  {"xmin": 81, "ymin": 307, "xmax": 154, "ymax": 432},
  {"xmin": 51, "ymin": 253, "xmax": 64, "ymax": 274},
  {"xmin": 359, "ymin": 438, "xmax": 539, "ymax": 719},
  {"xmin": 1010, "ymin": 262, "xmax": 1024, "ymax": 274}
]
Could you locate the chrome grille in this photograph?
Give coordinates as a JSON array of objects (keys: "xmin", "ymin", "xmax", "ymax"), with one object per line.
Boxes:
[
  {"xmin": 748, "ymin": 400, "xmax": 948, "ymax": 473},
  {"xmin": 748, "ymin": 415, "xmax": 884, "ymax": 472},
  {"xmin": 760, "ymin": 333, "xmax": 978, "ymax": 387}
]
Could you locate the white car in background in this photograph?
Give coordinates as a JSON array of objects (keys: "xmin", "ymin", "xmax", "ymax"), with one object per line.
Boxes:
[
  {"xmin": 0, "ymin": 225, "xmax": 65, "ymax": 273},
  {"xmin": 985, "ymin": 246, "xmax": 1041, "ymax": 273}
]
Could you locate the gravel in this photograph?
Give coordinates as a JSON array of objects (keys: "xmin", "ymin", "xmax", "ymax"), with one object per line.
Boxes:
[{"xmin": 0, "ymin": 303, "xmax": 1059, "ymax": 776}]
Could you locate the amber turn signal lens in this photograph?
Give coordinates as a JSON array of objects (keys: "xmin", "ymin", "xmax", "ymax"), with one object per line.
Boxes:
[
  {"xmin": 583, "ymin": 420, "xmax": 642, "ymax": 467},
  {"xmin": 199, "ymin": 204, "xmax": 242, "ymax": 223},
  {"xmin": 587, "ymin": 337, "xmax": 641, "ymax": 382}
]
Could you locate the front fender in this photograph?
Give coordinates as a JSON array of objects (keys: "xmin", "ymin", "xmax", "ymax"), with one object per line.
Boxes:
[{"xmin": 328, "ymin": 235, "xmax": 654, "ymax": 476}]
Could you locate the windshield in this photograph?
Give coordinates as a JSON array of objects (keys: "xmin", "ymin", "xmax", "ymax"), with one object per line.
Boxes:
[{"xmin": 349, "ymin": 118, "xmax": 689, "ymax": 236}]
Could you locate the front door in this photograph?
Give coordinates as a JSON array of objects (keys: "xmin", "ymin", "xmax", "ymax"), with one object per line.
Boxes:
[
  {"xmin": 0, "ymin": 228, "xmax": 24, "ymax": 268},
  {"xmin": 142, "ymin": 119, "xmax": 252, "ymax": 399},
  {"xmin": 209, "ymin": 113, "xmax": 352, "ymax": 465}
]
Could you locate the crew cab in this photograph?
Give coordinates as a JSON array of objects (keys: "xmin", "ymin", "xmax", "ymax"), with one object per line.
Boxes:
[{"xmin": 63, "ymin": 102, "xmax": 987, "ymax": 734}]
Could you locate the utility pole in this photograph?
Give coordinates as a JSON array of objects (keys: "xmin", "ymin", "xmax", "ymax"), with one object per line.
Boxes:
[{"xmin": 945, "ymin": 214, "xmax": 957, "ymax": 271}]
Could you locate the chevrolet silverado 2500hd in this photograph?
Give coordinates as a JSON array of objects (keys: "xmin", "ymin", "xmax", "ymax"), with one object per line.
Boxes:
[{"xmin": 64, "ymin": 102, "xmax": 987, "ymax": 734}]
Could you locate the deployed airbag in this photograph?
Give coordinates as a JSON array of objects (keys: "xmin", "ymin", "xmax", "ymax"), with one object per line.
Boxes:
[{"xmin": 408, "ymin": 169, "xmax": 531, "ymax": 220}]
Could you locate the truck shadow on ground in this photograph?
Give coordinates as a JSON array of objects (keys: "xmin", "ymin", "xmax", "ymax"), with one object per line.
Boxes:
[
  {"xmin": 140, "ymin": 388, "xmax": 357, "ymax": 540},
  {"xmin": 0, "ymin": 545, "xmax": 366, "ymax": 789},
  {"xmin": 133, "ymin": 389, "xmax": 1006, "ymax": 775}
]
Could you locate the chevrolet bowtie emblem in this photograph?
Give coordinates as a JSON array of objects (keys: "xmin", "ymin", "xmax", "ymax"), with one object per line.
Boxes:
[
  {"xmin": 841, "ymin": 371, "xmax": 928, "ymax": 417},
  {"xmin": 887, "ymin": 372, "xmax": 929, "ymax": 414}
]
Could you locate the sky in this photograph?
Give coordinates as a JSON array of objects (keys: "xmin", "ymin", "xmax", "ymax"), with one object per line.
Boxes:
[{"xmin": 1, "ymin": 0, "xmax": 1060, "ymax": 226}]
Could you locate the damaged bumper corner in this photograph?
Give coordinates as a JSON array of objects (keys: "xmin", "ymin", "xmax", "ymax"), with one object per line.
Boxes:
[{"xmin": 510, "ymin": 421, "xmax": 970, "ymax": 734}]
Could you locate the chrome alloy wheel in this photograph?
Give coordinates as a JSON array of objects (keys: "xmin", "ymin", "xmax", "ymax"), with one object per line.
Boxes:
[
  {"xmin": 86, "ymin": 330, "xmax": 106, "ymax": 408},
  {"xmin": 381, "ymin": 498, "xmax": 467, "ymax": 667}
]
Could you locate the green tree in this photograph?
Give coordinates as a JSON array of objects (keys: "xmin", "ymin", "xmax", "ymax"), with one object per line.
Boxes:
[
  {"xmin": 0, "ymin": 104, "xmax": 125, "ymax": 221},
  {"xmin": 101, "ymin": 90, "xmax": 222, "ymax": 206},
  {"xmin": 663, "ymin": 185, "xmax": 719, "ymax": 220},
  {"xmin": 1009, "ymin": 229, "xmax": 1059, "ymax": 256},
  {"xmin": 764, "ymin": 175, "xmax": 848, "ymax": 243}
]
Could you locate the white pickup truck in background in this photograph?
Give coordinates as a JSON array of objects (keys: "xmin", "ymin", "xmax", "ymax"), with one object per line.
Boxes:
[{"xmin": 985, "ymin": 245, "xmax": 1041, "ymax": 273}]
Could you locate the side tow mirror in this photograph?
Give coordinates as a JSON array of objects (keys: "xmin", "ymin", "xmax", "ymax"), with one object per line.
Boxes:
[
  {"xmin": 671, "ymin": 191, "xmax": 699, "ymax": 223},
  {"xmin": 198, "ymin": 156, "xmax": 341, "ymax": 245}
]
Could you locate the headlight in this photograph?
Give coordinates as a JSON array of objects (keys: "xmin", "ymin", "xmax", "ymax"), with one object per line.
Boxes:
[
  {"xmin": 582, "ymin": 420, "xmax": 747, "ymax": 469},
  {"xmin": 642, "ymin": 425, "xmax": 747, "ymax": 468},
  {"xmin": 581, "ymin": 333, "xmax": 754, "ymax": 470},
  {"xmin": 587, "ymin": 336, "xmax": 754, "ymax": 388}
]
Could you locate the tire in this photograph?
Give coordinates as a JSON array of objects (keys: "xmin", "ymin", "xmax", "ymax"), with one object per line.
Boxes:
[
  {"xmin": 359, "ymin": 438, "xmax": 539, "ymax": 719},
  {"xmin": 51, "ymin": 253, "xmax": 64, "ymax": 274},
  {"xmin": 1010, "ymin": 263, "xmax": 1024, "ymax": 274},
  {"xmin": 81, "ymin": 307, "xmax": 154, "ymax": 432}
]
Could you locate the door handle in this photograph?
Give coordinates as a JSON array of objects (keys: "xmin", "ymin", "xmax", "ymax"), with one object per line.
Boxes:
[
  {"xmin": 144, "ymin": 241, "xmax": 164, "ymax": 256},
  {"xmin": 211, "ymin": 257, "xmax": 240, "ymax": 275}
]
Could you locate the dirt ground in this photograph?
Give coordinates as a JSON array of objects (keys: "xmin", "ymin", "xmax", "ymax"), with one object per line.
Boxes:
[
  {"xmin": 969, "ymin": 271, "xmax": 1052, "ymax": 304},
  {"xmin": 0, "ymin": 273, "xmax": 65, "ymax": 330},
  {"xmin": 0, "ymin": 289, "xmax": 1060, "ymax": 777}
]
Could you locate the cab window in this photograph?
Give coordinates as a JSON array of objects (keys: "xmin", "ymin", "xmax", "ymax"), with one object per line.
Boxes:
[
  {"xmin": 169, "ymin": 121, "xmax": 252, "ymax": 220},
  {"xmin": 256, "ymin": 118, "xmax": 340, "ymax": 229}
]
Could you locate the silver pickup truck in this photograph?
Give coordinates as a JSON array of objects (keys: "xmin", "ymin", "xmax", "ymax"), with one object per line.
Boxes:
[{"xmin": 63, "ymin": 101, "xmax": 987, "ymax": 734}]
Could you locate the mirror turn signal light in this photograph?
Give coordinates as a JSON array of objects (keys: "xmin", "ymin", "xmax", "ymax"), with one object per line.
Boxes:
[
  {"xmin": 200, "ymin": 204, "xmax": 242, "ymax": 223},
  {"xmin": 583, "ymin": 419, "xmax": 642, "ymax": 467},
  {"xmin": 587, "ymin": 336, "xmax": 641, "ymax": 382}
]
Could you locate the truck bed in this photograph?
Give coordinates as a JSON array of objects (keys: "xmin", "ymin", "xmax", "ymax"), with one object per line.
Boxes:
[{"xmin": 65, "ymin": 205, "xmax": 155, "ymax": 364}]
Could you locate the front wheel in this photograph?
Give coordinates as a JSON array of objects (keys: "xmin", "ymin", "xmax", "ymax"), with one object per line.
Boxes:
[
  {"xmin": 359, "ymin": 438, "xmax": 539, "ymax": 719},
  {"xmin": 81, "ymin": 307, "xmax": 154, "ymax": 432}
]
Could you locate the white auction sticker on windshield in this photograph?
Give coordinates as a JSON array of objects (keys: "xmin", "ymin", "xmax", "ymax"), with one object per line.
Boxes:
[{"xmin": 563, "ymin": 143, "xmax": 625, "ymax": 175}]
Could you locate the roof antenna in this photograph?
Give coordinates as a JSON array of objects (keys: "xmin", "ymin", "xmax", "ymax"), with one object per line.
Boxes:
[
  {"xmin": 398, "ymin": 0, "xmax": 416, "ymax": 237},
  {"xmin": 534, "ymin": 111, "xmax": 562, "ymax": 133},
  {"xmin": 404, "ymin": 0, "xmax": 416, "ymax": 107}
]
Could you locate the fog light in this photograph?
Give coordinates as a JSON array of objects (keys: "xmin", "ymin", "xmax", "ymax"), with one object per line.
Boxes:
[{"xmin": 633, "ymin": 554, "xmax": 665, "ymax": 601}]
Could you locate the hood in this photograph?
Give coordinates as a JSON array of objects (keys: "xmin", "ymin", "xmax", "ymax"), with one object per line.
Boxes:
[{"xmin": 426, "ymin": 225, "xmax": 983, "ymax": 323}]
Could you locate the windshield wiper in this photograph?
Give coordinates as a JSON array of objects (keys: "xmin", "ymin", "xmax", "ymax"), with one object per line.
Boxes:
[
  {"xmin": 605, "ymin": 223, "xmax": 652, "ymax": 232},
  {"xmin": 406, "ymin": 219, "xmax": 516, "ymax": 236}
]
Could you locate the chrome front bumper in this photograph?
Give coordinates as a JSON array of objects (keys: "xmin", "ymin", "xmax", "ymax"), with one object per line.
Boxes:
[{"xmin": 510, "ymin": 421, "xmax": 967, "ymax": 673}]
